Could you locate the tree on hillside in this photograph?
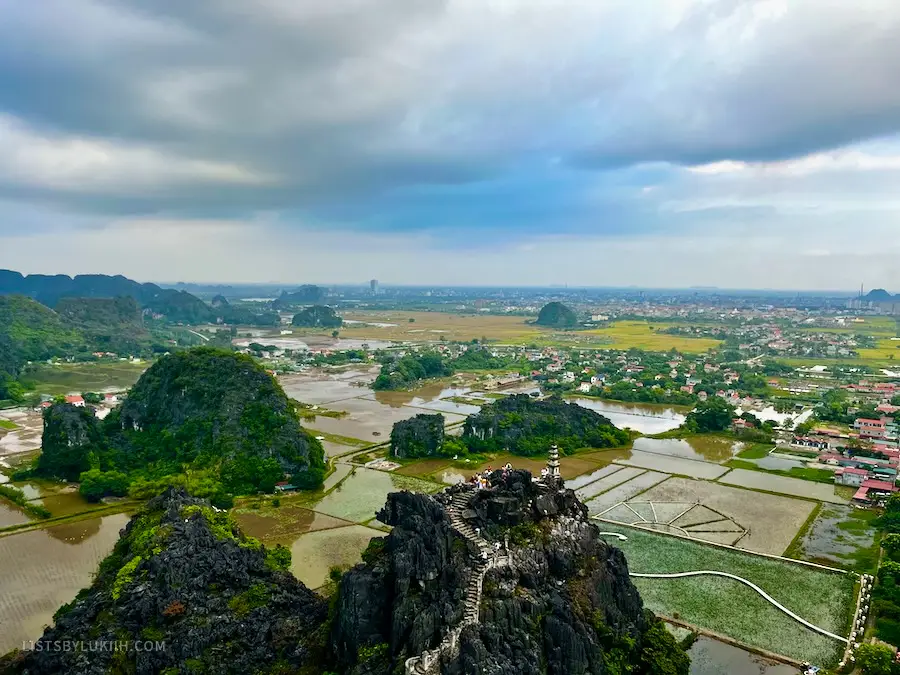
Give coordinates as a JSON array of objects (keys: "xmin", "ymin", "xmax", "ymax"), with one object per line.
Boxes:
[{"xmin": 684, "ymin": 397, "xmax": 736, "ymax": 433}]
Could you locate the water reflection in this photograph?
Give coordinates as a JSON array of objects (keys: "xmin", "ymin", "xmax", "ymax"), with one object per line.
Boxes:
[
  {"xmin": 632, "ymin": 437, "xmax": 743, "ymax": 463},
  {"xmin": 568, "ymin": 398, "xmax": 686, "ymax": 435},
  {"xmin": 0, "ymin": 513, "xmax": 129, "ymax": 653}
]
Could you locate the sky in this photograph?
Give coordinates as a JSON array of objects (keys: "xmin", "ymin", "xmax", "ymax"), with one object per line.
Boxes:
[{"xmin": 1, "ymin": 0, "xmax": 899, "ymax": 289}]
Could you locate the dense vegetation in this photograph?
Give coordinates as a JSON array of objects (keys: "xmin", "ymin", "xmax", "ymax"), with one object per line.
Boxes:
[
  {"xmin": 373, "ymin": 351, "xmax": 453, "ymax": 390},
  {"xmin": 873, "ymin": 496, "xmax": 900, "ymax": 647},
  {"xmin": 684, "ymin": 397, "xmax": 736, "ymax": 433},
  {"xmin": 535, "ymin": 301, "xmax": 578, "ymax": 328},
  {"xmin": 597, "ymin": 380, "xmax": 697, "ymax": 406},
  {"xmin": 390, "ymin": 413, "xmax": 446, "ymax": 459},
  {"xmin": 29, "ymin": 348, "xmax": 326, "ymax": 504},
  {"xmin": 462, "ymin": 394, "xmax": 629, "ymax": 456},
  {"xmin": 291, "ymin": 304, "xmax": 343, "ymax": 328}
]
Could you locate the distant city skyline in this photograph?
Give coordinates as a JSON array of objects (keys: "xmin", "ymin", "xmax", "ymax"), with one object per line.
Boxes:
[{"xmin": 1, "ymin": 2, "xmax": 899, "ymax": 289}]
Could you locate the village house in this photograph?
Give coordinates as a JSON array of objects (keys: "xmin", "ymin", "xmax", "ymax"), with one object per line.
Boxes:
[
  {"xmin": 834, "ymin": 467, "xmax": 868, "ymax": 487},
  {"xmin": 65, "ymin": 395, "xmax": 85, "ymax": 407}
]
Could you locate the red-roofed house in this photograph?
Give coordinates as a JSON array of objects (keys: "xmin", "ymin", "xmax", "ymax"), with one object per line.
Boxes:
[
  {"xmin": 835, "ymin": 467, "xmax": 869, "ymax": 487},
  {"xmin": 854, "ymin": 417, "xmax": 890, "ymax": 440},
  {"xmin": 65, "ymin": 395, "xmax": 85, "ymax": 407},
  {"xmin": 853, "ymin": 478, "xmax": 898, "ymax": 506}
]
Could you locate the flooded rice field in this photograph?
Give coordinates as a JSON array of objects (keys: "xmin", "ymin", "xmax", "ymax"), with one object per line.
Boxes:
[
  {"xmin": 791, "ymin": 503, "xmax": 880, "ymax": 572},
  {"xmin": 568, "ymin": 398, "xmax": 687, "ymax": 435},
  {"xmin": 632, "ymin": 436, "xmax": 744, "ymax": 463},
  {"xmin": 290, "ymin": 525, "xmax": 385, "ymax": 589},
  {"xmin": 0, "ymin": 513, "xmax": 130, "ymax": 653},
  {"xmin": 310, "ymin": 468, "xmax": 441, "ymax": 523},
  {"xmin": 279, "ymin": 368, "xmax": 377, "ymax": 404},
  {"xmin": 0, "ymin": 409, "xmax": 43, "ymax": 458},
  {"xmin": 234, "ymin": 505, "xmax": 352, "ymax": 545}
]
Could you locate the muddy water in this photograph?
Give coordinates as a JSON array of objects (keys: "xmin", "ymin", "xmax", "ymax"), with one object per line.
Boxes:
[
  {"xmin": 305, "ymin": 397, "xmax": 466, "ymax": 441},
  {"xmin": 688, "ymin": 636, "xmax": 796, "ymax": 675},
  {"xmin": 290, "ymin": 525, "xmax": 385, "ymax": 589},
  {"xmin": 279, "ymin": 369, "xmax": 377, "ymax": 404},
  {"xmin": 372, "ymin": 382, "xmax": 471, "ymax": 408},
  {"xmin": 632, "ymin": 437, "xmax": 744, "ymax": 463},
  {"xmin": 0, "ymin": 502, "xmax": 30, "ymax": 528},
  {"xmin": 0, "ymin": 513, "xmax": 129, "ymax": 653},
  {"xmin": 568, "ymin": 398, "xmax": 687, "ymax": 435}
]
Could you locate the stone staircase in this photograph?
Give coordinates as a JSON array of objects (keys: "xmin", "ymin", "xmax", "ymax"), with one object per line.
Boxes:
[{"xmin": 405, "ymin": 489, "xmax": 512, "ymax": 675}]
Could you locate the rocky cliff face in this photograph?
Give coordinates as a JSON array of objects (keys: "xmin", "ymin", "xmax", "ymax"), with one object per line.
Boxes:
[
  {"xmin": 2, "ymin": 473, "xmax": 688, "ymax": 675},
  {"xmin": 331, "ymin": 470, "xmax": 688, "ymax": 675}
]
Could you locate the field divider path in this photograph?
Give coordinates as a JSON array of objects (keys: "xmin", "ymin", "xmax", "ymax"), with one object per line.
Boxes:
[{"xmin": 629, "ymin": 570, "xmax": 848, "ymax": 643}]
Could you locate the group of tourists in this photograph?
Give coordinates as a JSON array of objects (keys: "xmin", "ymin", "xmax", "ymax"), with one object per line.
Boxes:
[{"xmin": 469, "ymin": 463, "xmax": 514, "ymax": 489}]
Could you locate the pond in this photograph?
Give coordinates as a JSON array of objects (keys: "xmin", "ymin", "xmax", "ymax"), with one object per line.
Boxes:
[
  {"xmin": 688, "ymin": 636, "xmax": 796, "ymax": 675},
  {"xmin": 0, "ymin": 513, "xmax": 130, "ymax": 653},
  {"xmin": 632, "ymin": 436, "xmax": 744, "ymax": 463},
  {"xmin": 567, "ymin": 398, "xmax": 687, "ymax": 435}
]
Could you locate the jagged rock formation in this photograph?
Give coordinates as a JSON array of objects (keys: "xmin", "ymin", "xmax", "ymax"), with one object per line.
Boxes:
[
  {"xmin": 332, "ymin": 469, "xmax": 689, "ymax": 675},
  {"xmin": 0, "ymin": 489, "xmax": 328, "ymax": 674},
  {"xmin": 390, "ymin": 413, "xmax": 446, "ymax": 459},
  {"xmin": 2, "ymin": 472, "xmax": 688, "ymax": 675}
]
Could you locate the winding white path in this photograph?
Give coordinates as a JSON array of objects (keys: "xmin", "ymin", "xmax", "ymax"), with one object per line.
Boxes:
[{"xmin": 630, "ymin": 570, "xmax": 848, "ymax": 643}]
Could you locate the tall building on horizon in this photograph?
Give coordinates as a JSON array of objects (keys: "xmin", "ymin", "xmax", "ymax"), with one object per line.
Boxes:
[{"xmin": 370, "ymin": 279, "xmax": 379, "ymax": 295}]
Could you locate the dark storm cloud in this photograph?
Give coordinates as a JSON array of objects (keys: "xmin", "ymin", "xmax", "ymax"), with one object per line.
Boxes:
[{"xmin": 0, "ymin": 0, "xmax": 898, "ymax": 236}]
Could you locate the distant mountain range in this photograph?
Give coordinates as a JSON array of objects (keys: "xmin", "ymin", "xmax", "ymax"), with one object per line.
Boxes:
[{"xmin": 0, "ymin": 270, "xmax": 291, "ymax": 326}]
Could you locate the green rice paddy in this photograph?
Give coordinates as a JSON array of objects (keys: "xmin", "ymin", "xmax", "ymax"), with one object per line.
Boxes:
[{"xmin": 601, "ymin": 522, "xmax": 855, "ymax": 665}]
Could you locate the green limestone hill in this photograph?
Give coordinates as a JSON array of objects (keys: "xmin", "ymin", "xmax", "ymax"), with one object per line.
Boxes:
[
  {"xmin": 535, "ymin": 301, "xmax": 578, "ymax": 327},
  {"xmin": 390, "ymin": 413, "xmax": 446, "ymax": 458},
  {"xmin": 462, "ymin": 394, "xmax": 630, "ymax": 456},
  {"xmin": 0, "ymin": 295, "xmax": 83, "ymax": 372},
  {"xmin": 55, "ymin": 296, "xmax": 150, "ymax": 355},
  {"xmin": 35, "ymin": 348, "xmax": 326, "ymax": 495},
  {"xmin": 0, "ymin": 488, "xmax": 328, "ymax": 675},
  {"xmin": 107, "ymin": 348, "xmax": 326, "ymax": 489},
  {"xmin": 291, "ymin": 304, "xmax": 343, "ymax": 328}
]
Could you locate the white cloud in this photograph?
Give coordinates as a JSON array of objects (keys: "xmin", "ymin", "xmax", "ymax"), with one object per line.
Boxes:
[
  {"xmin": 687, "ymin": 148, "xmax": 900, "ymax": 176},
  {"xmin": 0, "ymin": 114, "xmax": 278, "ymax": 193}
]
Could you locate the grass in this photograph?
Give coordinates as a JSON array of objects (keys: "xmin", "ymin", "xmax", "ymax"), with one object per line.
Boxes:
[
  {"xmin": 736, "ymin": 443, "xmax": 773, "ymax": 460},
  {"xmin": 290, "ymin": 312, "xmax": 722, "ymax": 353},
  {"xmin": 311, "ymin": 430, "xmax": 372, "ymax": 448},
  {"xmin": 580, "ymin": 321, "xmax": 723, "ymax": 353},
  {"xmin": 724, "ymin": 459, "xmax": 836, "ymax": 484},
  {"xmin": 600, "ymin": 522, "xmax": 854, "ymax": 665},
  {"xmin": 0, "ymin": 484, "xmax": 51, "ymax": 519},
  {"xmin": 24, "ymin": 361, "xmax": 149, "ymax": 396},
  {"xmin": 0, "ymin": 420, "xmax": 18, "ymax": 431}
]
